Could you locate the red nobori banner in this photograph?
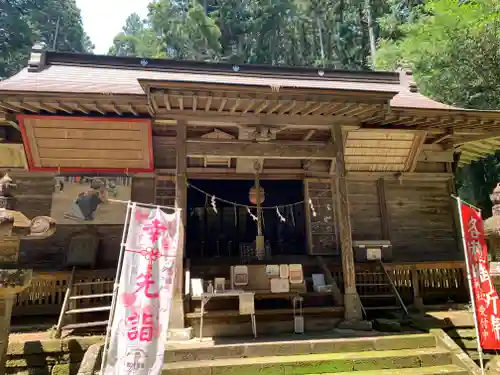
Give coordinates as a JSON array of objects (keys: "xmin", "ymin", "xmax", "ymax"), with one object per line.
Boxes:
[{"xmin": 460, "ymin": 200, "xmax": 500, "ymax": 349}]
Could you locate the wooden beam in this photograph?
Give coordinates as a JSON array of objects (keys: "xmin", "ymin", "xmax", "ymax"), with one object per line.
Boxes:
[
  {"xmin": 51, "ymin": 102, "xmax": 73, "ymax": 114},
  {"xmin": 155, "ymin": 167, "xmax": 454, "ymax": 181},
  {"xmin": 332, "ymin": 125, "xmax": 362, "ymax": 321},
  {"xmin": 417, "ymin": 150, "xmax": 455, "ymax": 163},
  {"xmin": 278, "ymin": 100, "xmax": 296, "ymax": 115},
  {"xmin": 204, "ymin": 96, "xmax": 212, "ymax": 112},
  {"xmin": 431, "ymin": 133, "xmax": 452, "ymax": 144},
  {"xmin": 17, "ymin": 102, "xmax": 39, "ymax": 113},
  {"xmin": 0, "ymin": 102, "xmax": 20, "ymax": 112},
  {"xmin": 241, "ymin": 99, "xmax": 254, "ymax": 114},
  {"xmin": 255, "ymin": 100, "xmax": 269, "ymax": 114},
  {"xmin": 186, "ymin": 139, "xmax": 336, "ymax": 159},
  {"xmin": 192, "ymin": 95, "xmax": 198, "ymax": 112},
  {"xmin": 111, "ymin": 102, "xmax": 122, "ymax": 116},
  {"xmin": 155, "ymin": 110, "xmax": 361, "ymax": 127},
  {"xmin": 91, "ymin": 103, "xmax": 106, "ymax": 115},
  {"xmin": 128, "ymin": 105, "xmax": 138, "ymax": 116},
  {"xmin": 163, "ymin": 93, "xmax": 172, "ymax": 110},
  {"xmin": 73, "ymin": 104, "xmax": 90, "ymax": 114},
  {"xmin": 267, "ymin": 102, "xmax": 283, "ymax": 114},
  {"xmin": 230, "ymin": 98, "xmax": 241, "ymax": 113},
  {"xmin": 407, "ymin": 132, "xmax": 427, "ymax": 172},
  {"xmin": 218, "ymin": 98, "xmax": 227, "ymax": 112},
  {"xmin": 454, "ymin": 131, "xmax": 500, "ymax": 145},
  {"xmin": 303, "ymin": 130, "xmax": 316, "ymax": 141},
  {"xmin": 38, "ymin": 102, "xmax": 57, "ymax": 114}
]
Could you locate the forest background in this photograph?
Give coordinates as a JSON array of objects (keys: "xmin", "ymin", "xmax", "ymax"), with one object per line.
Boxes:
[{"xmin": 2, "ymin": 0, "xmax": 500, "ymax": 214}]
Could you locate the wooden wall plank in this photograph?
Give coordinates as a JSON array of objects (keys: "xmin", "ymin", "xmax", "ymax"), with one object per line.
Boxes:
[
  {"xmin": 20, "ymin": 117, "xmax": 152, "ymax": 170},
  {"xmin": 32, "ymin": 119, "xmax": 145, "ymax": 130},
  {"xmin": 37, "ymin": 149, "xmax": 144, "ymax": 160},
  {"xmin": 37, "ymin": 138, "xmax": 144, "ymax": 150},
  {"xmin": 33, "ymin": 128, "xmax": 140, "ymax": 141},
  {"xmin": 39, "ymin": 158, "xmax": 146, "ymax": 169},
  {"xmin": 346, "ymin": 156, "xmax": 407, "ymax": 164},
  {"xmin": 346, "ymin": 148, "xmax": 411, "ymax": 156},
  {"xmin": 349, "ymin": 180, "xmax": 383, "ymax": 241},
  {"xmin": 385, "ymin": 180, "xmax": 457, "ymax": 261},
  {"xmin": 0, "ymin": 144, "xmax": 28, "ymax": 169}
]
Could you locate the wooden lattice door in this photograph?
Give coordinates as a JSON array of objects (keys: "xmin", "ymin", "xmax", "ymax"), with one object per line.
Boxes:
[{"xmin": 304, "ymin": 178, "xmax": 339, "ymax": 255}]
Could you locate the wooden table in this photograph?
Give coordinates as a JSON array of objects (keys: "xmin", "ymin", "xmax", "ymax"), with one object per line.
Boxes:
[{"xmin": 199, "ymin": 291, "xmax": 256, "ymax": 341}]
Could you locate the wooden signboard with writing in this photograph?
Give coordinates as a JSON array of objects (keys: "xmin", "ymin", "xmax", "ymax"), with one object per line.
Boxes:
[{"xmin": 304, "ymin": 179, "xmax": 339, "ymax": 255}]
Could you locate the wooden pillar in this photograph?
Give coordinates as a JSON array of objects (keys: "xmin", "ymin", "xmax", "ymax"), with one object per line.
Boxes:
[
  {"xmin": 170, "ymin": 120, "xmax": 187, "ymax": 331},
  {"xmin": 377, "ymin": 178, "xmax": 391, "ymax": 241},
  {"xmin": 333, "ymin": 125, "xmax": 363, "ymax": 321},
  {"xmin": 410, "ymin": 265, "xmax": 424, "ymax": 312}
]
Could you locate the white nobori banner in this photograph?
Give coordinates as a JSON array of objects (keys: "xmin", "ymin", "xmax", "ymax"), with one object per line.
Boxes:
[{"xmin": 103, "ymin": 203, "xmax": 180, "ymax": 375}]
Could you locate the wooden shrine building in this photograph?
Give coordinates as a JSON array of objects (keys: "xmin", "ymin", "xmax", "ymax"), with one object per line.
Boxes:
[{"xmin": 1, "ymin": 44, "xmax": 500, "ymax": 336}]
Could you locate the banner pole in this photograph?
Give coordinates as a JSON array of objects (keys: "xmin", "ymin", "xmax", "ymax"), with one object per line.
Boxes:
[
  {"xmin": 100, "ymin": 201, "xmax": 134, "ymax": 375},
  {"xmin": 453, "ymin": 195, "xmax": 486, "ymax": 375},
  {"xmin": 108, "ymin": 198, "xmax": 178, "ymax": 211}
]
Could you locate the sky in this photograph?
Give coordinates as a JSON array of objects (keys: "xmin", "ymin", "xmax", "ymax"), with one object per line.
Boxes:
[{"xmin": 76, "ymin": 0, "xmax": 151, "ymax": 55}]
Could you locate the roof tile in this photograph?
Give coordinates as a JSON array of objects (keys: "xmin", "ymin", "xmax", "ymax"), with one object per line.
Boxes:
[{"xmin": 0, "ymin": 64, "xmax": 455, "ymax": 111}]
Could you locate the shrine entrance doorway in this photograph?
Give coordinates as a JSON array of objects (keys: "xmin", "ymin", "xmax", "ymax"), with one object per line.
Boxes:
[{"xmin": 185, "ymin": 179, "xmax": 306, "ymax": 262}]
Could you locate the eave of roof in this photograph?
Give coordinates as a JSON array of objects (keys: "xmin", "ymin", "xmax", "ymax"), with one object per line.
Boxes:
[{"xmin": 1, "ymin": 50, "xmax": 499, "ymax": 120}]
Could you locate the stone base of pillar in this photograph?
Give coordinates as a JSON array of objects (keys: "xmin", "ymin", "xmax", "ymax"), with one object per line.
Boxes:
[
  {"xmin": 169, "ymin": 296, "xmax": 185, "ymax": 329},
  {"xmin": 337, "ymin": 319, "xmax": 373, "ymax": 331},
  {"xmin": 167, "ymin": 327, "xmax": 193, "ymax": 342},
  {"xmin": 0, "ymin": 269, "xmax": 32, "ymax": 374},
  {"xmin": 413, "ymin": 297, "xmax": 425, "ymax": 312},
  {"xmin": 343, "ymin": 291, "xmax": 363, "ymax": 321},
  {"xmin": 0, "ymin": 296, "xmax": 14, "ymax": 375},
  {"xmin": 338, "ymin": 291, "xmax": 372, "ymax": 331}
]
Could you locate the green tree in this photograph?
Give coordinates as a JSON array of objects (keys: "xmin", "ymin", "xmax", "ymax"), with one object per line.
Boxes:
[
  {"xmin": 108, "ymin": 13, "xmax": 160, "ymax": 57},
  {"xmin": 0, "ymin": 0, "xmax": 93, "ymax": 79},
  {"xmin": 376, "ymin": 0, "xmax": 500, "ymax": 110},
  {"xmin": 147, "ymin": 0, "xmax": 221, "ymax": 60},
  {"xmin": 110, "ymin": 0, "xmax": 391, "ymax": 69},
  {"xmin": 0, "ymin": 0, "xmax": 35, "ymax": 78}
]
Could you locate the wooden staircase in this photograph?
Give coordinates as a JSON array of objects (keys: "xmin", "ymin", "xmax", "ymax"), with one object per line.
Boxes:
[
  {"xmin": 54, "ymin": 267, "xmax": 113, "ymax": 338},
  {"xmin": 356, "ymin": 261, "xmax": 408, "ymax": 318}
]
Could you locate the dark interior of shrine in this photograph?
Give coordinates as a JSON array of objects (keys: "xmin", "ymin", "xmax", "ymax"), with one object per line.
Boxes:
[{"xmin": 185, "ymin": 179, "xmax": 306, "ymax": 263}]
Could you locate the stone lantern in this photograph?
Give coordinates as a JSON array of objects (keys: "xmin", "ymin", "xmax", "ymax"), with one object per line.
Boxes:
[{"xmin": 0, "ymin": 173, "xmax": 56, "ymax": 373}]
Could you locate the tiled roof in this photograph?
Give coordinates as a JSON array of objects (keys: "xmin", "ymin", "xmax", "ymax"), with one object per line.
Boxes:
[
  {"xmin": 0, "ymin": 51, "xmax": 460, "ymax": 111},
  {"xmin": 391, "ymin": 90, "xmax": 456, "ymax": 110},
  {"xmin": 0, "ymin": 65, "xmax": 402, "ymax": 96}
]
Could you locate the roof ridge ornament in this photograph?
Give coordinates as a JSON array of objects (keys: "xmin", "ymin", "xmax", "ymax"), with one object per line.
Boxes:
[{"xmin": 28, "ymin": 42, "xmax": 47, "ymax": 73}]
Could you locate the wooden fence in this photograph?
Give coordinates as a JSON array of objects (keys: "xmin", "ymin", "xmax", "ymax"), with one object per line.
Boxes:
[
  {"xmin": 12, "ymin": 261, "xmax": 468, "ymax": 317},
  {"xmin": 13, "ymin": 269, "xmax": 115, "ymax": 316}
]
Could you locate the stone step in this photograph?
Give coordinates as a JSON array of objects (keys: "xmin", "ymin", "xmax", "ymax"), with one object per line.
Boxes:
[
  {"xmin": 306, "ymin": 364, "xmax": 468, "ymax": 375},
  {"xmin": 163, "ymin": 347, "xmax": 452, "ymax": 375},
  {"xmin": 165, "ymin": 333, "xmax": 437, "ymax": 362}
]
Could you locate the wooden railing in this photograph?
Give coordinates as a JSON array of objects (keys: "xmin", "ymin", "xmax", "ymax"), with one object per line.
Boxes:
[
  {"xmin": 12, "ymin": 261, "xmax": 468, "ymax": 317},
  {"xmin": 384, "ymin": 261, "xmax": 468, "ymax": 308},
  {"xmin": 13, "ymin": 269, "xmax": 115, "ymax": 316}
]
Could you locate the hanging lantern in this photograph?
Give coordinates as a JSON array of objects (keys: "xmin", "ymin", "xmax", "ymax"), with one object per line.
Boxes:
[{"xmin": 249, "ymin": 184, "xmax": 265, "ymax": 205}]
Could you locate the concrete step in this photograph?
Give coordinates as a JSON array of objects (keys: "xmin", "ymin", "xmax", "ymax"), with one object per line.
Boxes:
[
  {"xmin": 163, "ymin": 347, "xmax": 452, "ymax": 375},
  {"xmin": 165, "ymin": 333, "xmax": 437, "ymax": 362},
  {"xmin": 306, "ymin": 365, "xmax": 468, "ymax": 375}
]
